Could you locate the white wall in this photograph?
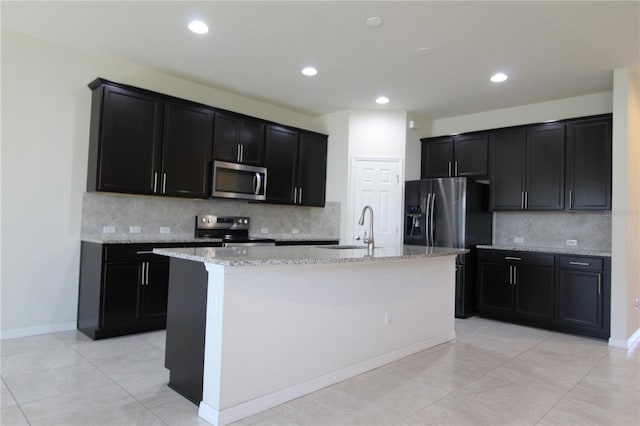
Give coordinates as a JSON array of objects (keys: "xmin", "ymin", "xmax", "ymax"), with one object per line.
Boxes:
[
  {"xmin": 316, "ymin": 111, "xmax": 350, "ymax": 242},
  {"xmin": 0, "ymin": 30, "xmax": 321, "ymax": 338},
  {"xmin": 404, "ymin": 113, "xmax": 432, "ymax": 181},
  {"xmin": 430, "ymin": 92, "xmax": 613, "ymax": 136},
  {"xmin": 610, "ymin": 66, "xmax": 640, "ymax": 347}
]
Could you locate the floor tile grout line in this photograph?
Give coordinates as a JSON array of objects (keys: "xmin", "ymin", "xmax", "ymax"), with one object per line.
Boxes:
[{"xmin": 1, "ymin": 375, "xmax": 33, "ymax": 425}]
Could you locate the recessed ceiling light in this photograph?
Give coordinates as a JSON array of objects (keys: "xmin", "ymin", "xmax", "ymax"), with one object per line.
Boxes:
[
  {"xmin": 416, "ymin": 47, "xmax": 432, "ymax": 56},
  {"xmin": 376, "ymin": 96, "xmax": 390, "ymax": 105},
  {"xmin": 301, "ymin": 67, "xmax": 318, "ymax": 77},
  {"xmin": 366, "ymin": 16, "xmax": 383, "ymax": 27},
  {"xmin": 188, "ymin": 20, "xmax": 209, "ymax": 34},
  {"xmin": 490, "ymin": 72, "xmax": 508, "ymax": 83}
]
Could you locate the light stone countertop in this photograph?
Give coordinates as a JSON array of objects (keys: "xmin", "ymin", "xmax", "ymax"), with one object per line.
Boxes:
[
  {"xmin": 81, "ymin": 236, "xmax": 338, "ymax": 244},
  {"xmin": 476, "ymin": 245, "xmax": 611, "ymax": 257},
  {"xmin": 154, "ymin": 245, "xmax": 467, "ymax": 267}
]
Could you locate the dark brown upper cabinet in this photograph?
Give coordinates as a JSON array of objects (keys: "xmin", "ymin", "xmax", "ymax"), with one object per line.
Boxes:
[
  {"xmin": 490, "ymin": 123, "xmax": 565, "ymax": 211},
  {"xmin": 87, "ymin": 79, "xmax": 214, "ymax": 199},
  {"xmin": 88, "ymin": 82, "xmax": 164, "ymax": 195},
  {"xmin": 213, "ymin": 112, "xmax": 265, "ymax": 166},
  {"xmin": 565, "ymin": 115, "xmax": 612, "ymax": 211},
  {"xmin": 421, "ymin": 133, "xmax": 488, "ymax": 178},
  {"xmin": 264, "ymin": 126, "xmax": 327, "ymax": 207}
]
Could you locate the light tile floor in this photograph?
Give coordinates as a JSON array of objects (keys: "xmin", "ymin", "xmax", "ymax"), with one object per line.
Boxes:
[{"xmin": 1, "ymin": 318, "xmax": 638, "ymax": 426}]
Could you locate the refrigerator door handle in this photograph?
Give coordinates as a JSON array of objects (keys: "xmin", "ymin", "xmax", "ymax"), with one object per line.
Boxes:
[
  {"xmin": 424, "ymin": 193, "xmax": 432, "ymax": 245},
  {"xmin": 429, "ymin": 192, "xmax": 436, "ymax": 246}
]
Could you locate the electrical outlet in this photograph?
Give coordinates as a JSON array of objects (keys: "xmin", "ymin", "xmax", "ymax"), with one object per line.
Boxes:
[
  {"xmin": 514, "ymin": 237, "xmax": 524, "ymax": 244},
  {"xmin": 635, "ymin": 298, "xmax": 640, "ymax": 311},
  {"xmin": 261, "ymin": 228, "xmax": 269, "ymax": 234},
  {"xmin": 566, "ymin": 239, "xmax": 578, "ymax": 246},
  {"xmin": 129, "ymin": 226, "xmax": 141, "ymax": 234},
  {"xmin": 385, "ymin": 311, "xmax": 392, "ymax": 326},
  {"xmin": 160, "ymin": 227, "xmax": 170, "ymax": 234},
  {"xmin": 292, "ymin": 229, "xmax": 300, "ymax": 234},
  {"xmin": 102, "ymin": 226, "xmax": 116, "ymax": 234}
]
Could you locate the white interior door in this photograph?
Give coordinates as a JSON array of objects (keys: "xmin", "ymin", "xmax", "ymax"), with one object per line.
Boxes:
[{"xmin": 351, "ymin": 158, "xmax": 402, "ymax": 247}]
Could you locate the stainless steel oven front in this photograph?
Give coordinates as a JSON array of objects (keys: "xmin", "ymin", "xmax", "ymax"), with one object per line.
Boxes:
[{"xmin": 212, "ymin": 160, "xmax": 267, "ymax": 201}]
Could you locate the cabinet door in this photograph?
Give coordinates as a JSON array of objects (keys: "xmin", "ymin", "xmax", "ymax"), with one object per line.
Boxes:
[
  {"xmin": 102, "ymin": 262, "xmax": 141, "ymax": 329},
  {"xmin": 526, "ymin": 124, "xmax": 565, "ymax": 210},
  {"xmin": 297, "ymin": 133, "xmax": 327, "ymax": 206},
  {"xmin": 213, "ymin": 114, "xmax": 265, "ymax": 165},
  {"xmin": 162, "ymin": 102, "xmax": 214, "ymax": 198},
  {"xmin": 265, "ymin": 126, "xmax": 298, "ymax": 204},
  {"xmin": 557, "ymin": 270, "xmax": 603, "ymax": 329},
  {"xmin": 477, "ymin": 262, "xmax": 513, "ymax": 312},
  {"xmin": 239, "ymin": 120, "xmax": 265, "ymax": 166},
  {"xmin": 421, "ymin": 137, "xmax": 453, "ymax": 178},
  {"xmin": 490, "ymin": 129, "xmax": 526, "ymax": 210},
  {"xmin": 143, "ymin": 260, "xmax": 170, "ymax": 322},
  {"xmin": 454, "ymin": 133, "xmax": 488, "ymax": 177},
  {"xmin": 514, "ymin": 265, "xmax": 554, "ymax": 321},
  {"xmin": 97, "ymin": 85, "xmax": 163, "ymax": 194},
  {"xmin": 213, "ymin": 113, "xmax": 240, "ymax": 162},
  {"xmin": 565, "ymin": 117, "xmax": 612, "ymax": 210}
]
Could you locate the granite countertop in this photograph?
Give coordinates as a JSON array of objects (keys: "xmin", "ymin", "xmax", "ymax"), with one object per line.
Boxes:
[
  {"xmin": 476, "ymin": 245, "xmax": 611, "ymax": 257},
  {"xmin": 81, "ymin": 235, "xmax": 337, "ymax": 244},
  {"xmin": 154, "ymin": 245, "xmax": 467, "ymax": 267}
]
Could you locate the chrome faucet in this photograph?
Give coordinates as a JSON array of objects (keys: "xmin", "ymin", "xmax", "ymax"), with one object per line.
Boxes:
[{"xmin": 358, "ymin": 205, "xmax": 375, "ymax": 254}]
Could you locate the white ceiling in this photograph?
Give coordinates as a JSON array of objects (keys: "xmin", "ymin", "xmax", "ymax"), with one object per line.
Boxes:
[{"xmin": 2, "ymin": 1, "xmax": 639, "ymax": 119}]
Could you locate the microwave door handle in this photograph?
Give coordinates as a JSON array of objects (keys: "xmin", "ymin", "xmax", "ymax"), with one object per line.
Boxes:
[{"xmin": 254, "ymin": 172, "xmax": 262, "ymax": 195}]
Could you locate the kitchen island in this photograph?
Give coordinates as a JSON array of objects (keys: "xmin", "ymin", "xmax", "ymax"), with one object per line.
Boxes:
[{"xmin": 154, "ymin": 245, "xmax": 466, "ymax": 426}]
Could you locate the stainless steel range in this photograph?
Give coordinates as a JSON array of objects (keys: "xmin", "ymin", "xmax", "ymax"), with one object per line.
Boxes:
[{"xmin": 195, "ymin": 215, "xmax": 275, "ymax": 247}]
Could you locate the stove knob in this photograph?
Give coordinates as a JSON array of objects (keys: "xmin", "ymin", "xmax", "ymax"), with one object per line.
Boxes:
[
  {"xmin": 208, "ymin": 217, "xmax": 213, "ymax": 223},
  {"xmin": 201, "ymin": 217, "xmax": 207, "ymax": 223}
]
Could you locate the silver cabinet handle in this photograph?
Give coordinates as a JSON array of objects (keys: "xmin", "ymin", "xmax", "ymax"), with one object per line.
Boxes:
[
  {"xmin": 293, "ymin": 187, "xmax": 298, "ymax": 203},
  {"xmin": 236, "ymin": 144, "xmax": 241, "ymax": 162},
  {"xmin": 136, "ymin": 250, "xmax": 154, "ymax": 255},
  {"xmin": 146, "ymin": 262, "xmax": 150, "ymax": 285},
  {"xmin": 513, "ymin": 266, "xmax": 517, "ymax": 285},
  {"xmin": 448, "ymin": 161, "xmax": 452, "ymax": 177},
  {"xmin": 153, "ymin": 172, "xmax": 158, "ymax": 193},
  {"xmin": 569, "ymin": 261, "xmax": 590, "ymax": 266},
  {"xmin": 569, "ymin": 189, "xmax": 573, "ymax": 209},
  {"xmin": 521, "ymin": 192, "xmax": 525, "ymax": 209},
  {"xmin": 598, "ymin": 274, "xmax": 601, "ymax": 295},
  {"xmin": 455, "ymin": 161, "xmax": 458, "ymax": 176},
  {"xmin": 505, "ymin": 256, "xmax": 522, "ymax": 261},
  {"xmin": 509, "ymin": 265, "xmax": 512, "ymax": 285},
  {"xmin": 298, "ymin": 187, "xmax": 303, "ymax": 204},
  {"xmin": 140, "ymin": 262, "xmax": 146, "ymax": 286},
  {"xmin": 162, "ymin": 173, "xmax": 167, "ymax": 194},
  {"xmin": 525, "ymin": 191, "xmax": 528, "ymax": 209}
]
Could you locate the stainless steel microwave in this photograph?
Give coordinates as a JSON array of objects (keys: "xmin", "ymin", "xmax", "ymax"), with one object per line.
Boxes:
[{"xmin": 212, "ymin": 160, "xmax": 267, "ymax": 201}]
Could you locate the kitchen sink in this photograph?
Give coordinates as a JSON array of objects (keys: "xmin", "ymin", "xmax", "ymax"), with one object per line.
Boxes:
[{"xmin": 318, "ymin": 245, "xmax": 380, "ymax": 250}]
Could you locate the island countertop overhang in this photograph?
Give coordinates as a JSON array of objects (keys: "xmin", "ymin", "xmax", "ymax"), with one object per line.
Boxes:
[{"xmin": 153, "ymin": 245, "xmax": 467, "ymax": 267}]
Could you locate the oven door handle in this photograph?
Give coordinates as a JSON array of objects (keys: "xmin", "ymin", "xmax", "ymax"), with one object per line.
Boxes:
[{"xmin": 253, "ymin": 172, "xmax": 263, "ymax": 195}]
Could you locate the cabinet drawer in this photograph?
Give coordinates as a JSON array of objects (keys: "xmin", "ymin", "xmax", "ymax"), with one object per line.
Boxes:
[
  {"xmin": 477, "ymin": 249, "xmax": 554, "ymax": 267},
  {"xmin": 104, "ymin": 243, "xmax": 184, "ymax": 262},
  {"xmin": 559, "ymin": 256, "xmax": 604, "ymax": 271}
]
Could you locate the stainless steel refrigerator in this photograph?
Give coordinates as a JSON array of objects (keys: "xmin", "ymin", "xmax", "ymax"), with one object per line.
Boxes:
[{"xmin": 404, "ymin": 178, "xmax": 492, "ymax": 318}]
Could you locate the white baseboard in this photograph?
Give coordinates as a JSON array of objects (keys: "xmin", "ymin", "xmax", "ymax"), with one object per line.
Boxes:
[
  {"xmin": 609, "ymin": 326, "xmax": 640, "ymax": 349},
  {"xmin": 0, "ymin": 322, "xmax": 76, "ymax": 340},
  {"xmin": 198, "ymin": 331, "xmax": 456, "ymax": 426}
]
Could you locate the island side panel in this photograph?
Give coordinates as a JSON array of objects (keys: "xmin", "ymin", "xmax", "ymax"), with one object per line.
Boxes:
[
  {"xmin": 200, "ymin": 255, "xmax": 456, "ymax": 425},
  {"xmin": 165, "ymin": 257, "xmax": 209, "ymax": 404}
]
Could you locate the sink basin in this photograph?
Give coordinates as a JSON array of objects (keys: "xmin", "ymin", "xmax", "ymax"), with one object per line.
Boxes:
[{"xmin": 318, "ymin": 245, "xmax": 379, "ymax": 250}]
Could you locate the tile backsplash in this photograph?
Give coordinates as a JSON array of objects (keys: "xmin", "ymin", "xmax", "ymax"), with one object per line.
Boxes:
[
  {"xmin": 81, "ymin": 192, "xmax": 340, "ymax": 241},
  {"xmin": 493, "ymin": 211, "xmax": 611, "ymax": 251}
]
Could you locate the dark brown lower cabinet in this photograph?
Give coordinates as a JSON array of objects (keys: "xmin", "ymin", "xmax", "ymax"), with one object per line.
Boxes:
[
  {"xmin": 556, "ymin": 256, "xmax": 610, "ymax": 339},
  {"xmin": 78, "ymin": 241, "xmax": 219, "ymax": 340},
  {"xmin": 477, "ymin": 249, "xmax": 610, "ymax": 339},
  {"xmin": 477, "ymin": 250, "xmax": 555, "ymax": 327}
]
